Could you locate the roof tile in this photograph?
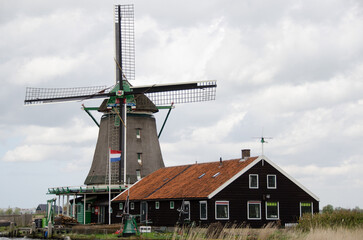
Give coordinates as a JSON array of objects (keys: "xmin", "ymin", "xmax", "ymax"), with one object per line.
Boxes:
[{"xmin": 113, "ymin": 157, "xmax": 257, "ymax": 201}]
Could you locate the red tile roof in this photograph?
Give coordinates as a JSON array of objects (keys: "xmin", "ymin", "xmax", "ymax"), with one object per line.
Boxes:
[{"xmin": 113, "ymin": 157, "xmax": 258, "ymax": 201}]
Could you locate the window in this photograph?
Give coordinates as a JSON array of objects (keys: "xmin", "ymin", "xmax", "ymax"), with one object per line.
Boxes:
[
  {"xmin": 155, "ymin": 201, "xmax": 160, "ymax": 209},
  {"xmin": 119, "ymin": 203, "xmax": 123, "ymax": 210},
  {"xmin": 137, "ymin": 153, "xmax": 142, "ymax": 166},
  {"xmin": 200, "ymin": 201, "xmax": 207, "ymax": 220},
  {"xmin": 248, "ymin": 201, "xmax": 261, "ymax": 219},
  {"xmin": 266, "ymin": 202, "xmax": 279, "ymax": 220},
  {"xmin": 249, "ymin": 174, "xmax": 259, "ymax": 189},
  {"xmin": 77, "ymin": 205, "xmax": 81, "ymax": 213},
  {"xmin": 183, "ymin": 201, "xmax": 190, "ymax": 220},
  {"xmin": 130, "ymin": 202, "xmax": 134, "ymax": 210},
  {"xmin": 136, "ymin": 169, "xmax": 141, "ymax": 181},
  {"xmin": 170, "ymin": 201, "xmax": 174, "ymax": 209},
  {"xmin": 212, "ymin": 172, "xmax": 220, "ymax": 178},
  {"xmin": 267, "ymin": 175, "xmax": 277, "ymax": 189},
  {"xmin": 300, "ymin": 202, "xmax": 313, "ymax": 217},
  {"xmin": 198, "ymin": 173, "xmax": 206, "ymax": 179},
  {"xmin": 215, "ymin": 201, "xmax": 229, "ymax": 220},
  {"xmin": 136, "ymin": 129, "xmax": 141, "ymax": 139}
]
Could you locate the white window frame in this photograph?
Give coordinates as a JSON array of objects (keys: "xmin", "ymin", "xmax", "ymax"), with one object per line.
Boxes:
[
  {"xmin": 215, "ymin": 201, "xmax": 229, "ymax": 220},
  {"xmin": 267, "ymin": 175, "xmax": 277, "ymax": 189},
  {"xmin": 184, "ymin": 201, "xmax": 190, "ymax": 220},
  {"xmin": 155, "ymin": 201, "xmax": 160, "ymax": 209},
  {"xmin": 199, "ymin": 201, "xmax": 208, "ymax": 220},
  {"xmin": 265, "ymin": 201, "xmax": 279, "ymax": 220},
  {"xmin": 247, "ymin": 201, "xmax": 261, "ymax": 220},
  {"xmin": 130, "ymin": 202, "xmax": 134, "ymax": 210},
  {"xmin": 249, "ymin": 174, "xmax": 259, "ymax": 189},
  {"xmin": 170, "ymin": 201, "xmax": 174, "ymax": 209},
  {"xmin": 119, "ymin": 202, "xmax": 123, "ymax": 210},
  {"xmin": 300, "ymin": 202, "xmax": 313, "ymax": 217}
]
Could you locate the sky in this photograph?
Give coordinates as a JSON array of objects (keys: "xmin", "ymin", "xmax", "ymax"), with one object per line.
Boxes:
[{"xmin": 1, "ymin": 0, "xmax": 363, "ymax": 209}]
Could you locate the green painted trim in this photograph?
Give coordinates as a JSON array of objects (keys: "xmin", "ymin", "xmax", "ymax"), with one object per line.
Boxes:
[
  {"xmin": 83, "ymin": 107, "xmax": 99, "ymax": 111},
  {"xmin": 83, "ymin": 108, "xmax": 100, "ymax": 127},
  {"xmin": 158, "ymin": 103, "xmax": 174, "ymax": 138},
  {"xmin": 157, "ymin": 106, "xmax": 174, "ymax": 109}
]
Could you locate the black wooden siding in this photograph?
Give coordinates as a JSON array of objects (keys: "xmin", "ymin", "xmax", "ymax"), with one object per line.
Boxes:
[
  {"xmin": 112, "ymin": 159, "xmax": 319, "ymax": 227},
  {"xmin": 211, "ymin": 160, "xmax": 319, "ymax": 227}
]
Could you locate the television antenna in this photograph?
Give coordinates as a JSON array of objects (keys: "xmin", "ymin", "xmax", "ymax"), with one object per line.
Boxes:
[{"xmin": 253, "ymin": 128, "xmax": 273, "ymax": 155}]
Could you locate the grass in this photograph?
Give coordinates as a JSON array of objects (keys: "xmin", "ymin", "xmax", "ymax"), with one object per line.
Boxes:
[
  {"xmin": 4, "ymin": 211, "xmax": 363, "ymax": 239},
  {"xmin": 165, "ymin": 225, "xmax": 363, "ymax": 240}
]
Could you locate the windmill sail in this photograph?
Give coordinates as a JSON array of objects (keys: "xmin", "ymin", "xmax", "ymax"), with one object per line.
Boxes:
[
  {"xmin": 24, "ymin": 86, "xmax": 110, "ymax": 105},
  {"xmin": 115, "ymin": 4, "xmax": 135, "ymax": 83},
  {"xmin": 130, "ymin": 80, "xmax": 217, "ymax": 105}
]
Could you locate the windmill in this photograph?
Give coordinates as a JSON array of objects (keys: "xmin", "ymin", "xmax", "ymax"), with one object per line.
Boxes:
[{"xmin": 24, "ymin": 5, "xmax": 217, "ymax": 187}]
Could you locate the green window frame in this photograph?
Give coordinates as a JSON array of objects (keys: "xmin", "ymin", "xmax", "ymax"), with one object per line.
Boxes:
[
  {"xmin": 119, "ymin": 202, "xmax": 123, "ymax": 210},
  {"xmin": 155, "ymin": 201, "xmax": 160, "ymax": 209},
  {"xmin": 137, "ymin": 153, "xmax": 142, "ymax": 166},
  {"xmin": 136, "ymin": 129, "xmax": 141, "ymax": 139},
  {"xmin": 170, "ymin": 201, "xmax": 174, "ymax": 209}
]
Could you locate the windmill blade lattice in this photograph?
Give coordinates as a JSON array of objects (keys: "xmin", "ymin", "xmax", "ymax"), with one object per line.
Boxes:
[
  {"xmin": 24, "ymin": 86, "xmax": 110, "ymax": 105},
  {"xmin": 130, "ymin": 80, "xmax": 217, "ymax": 105},
  {"xmin": 115, "ymin": 4, "xmax": 135, "ymax": 82}
]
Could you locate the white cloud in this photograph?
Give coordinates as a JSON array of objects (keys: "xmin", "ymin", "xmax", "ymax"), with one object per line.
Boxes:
[
  {"xmin": 190, "ymin": 111, "xmax": 246, "ymax": 142},
  {"xmin": 3, "ymin": 144, "xmax": 70, "ymax": 162},
  {"xmin": 23, "ymin": 118, "xmax": 98, "ymax": 145},
  {"xmin": 1, "ymin": 118, "xmax": 97, "ymax": 162},
  {"xmin": 136, "ymin": 16, "xmax": 226, "ymax": 84},
  {"xmin": 12, "ymin": 55, "xmax": 86, "ymax": 85}
]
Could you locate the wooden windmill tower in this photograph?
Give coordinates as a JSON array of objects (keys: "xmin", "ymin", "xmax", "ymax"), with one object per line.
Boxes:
[{"xmin": 24, "ymin": 5, "xmax": 217, "ymax": 186}]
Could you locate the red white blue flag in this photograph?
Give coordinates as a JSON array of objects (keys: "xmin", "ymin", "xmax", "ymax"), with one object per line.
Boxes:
[{"xmin": 109, "ymin": 149, "xmax": 121, "ymax": 162}]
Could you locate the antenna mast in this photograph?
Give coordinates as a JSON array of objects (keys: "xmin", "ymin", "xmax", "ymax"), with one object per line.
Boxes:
[{"xmin": 253, "ymin": 129, "xmax": 272, "ymax": 155}]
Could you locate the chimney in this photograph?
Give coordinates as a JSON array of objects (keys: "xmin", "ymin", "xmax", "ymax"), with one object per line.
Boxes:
[
  {"xmin": 219, "ymin": 157, "xmax": 223, "ymax": 166},
  {"xmin": 241, "ymin": 149, "xmax": 250, "ymax": 159}
]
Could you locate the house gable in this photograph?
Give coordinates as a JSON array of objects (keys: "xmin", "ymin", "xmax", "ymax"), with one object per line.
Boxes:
[
  {"xmin": 210, "ymin": 159, "xmax": 319, "ymax": 226},
  {"xmin": 208, "ymin": 156, "xmax": 319, "ymax": 201}
]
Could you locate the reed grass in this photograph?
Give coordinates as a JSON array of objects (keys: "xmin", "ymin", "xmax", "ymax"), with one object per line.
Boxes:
[{"xmin": 298, "ymin": 209, "xmax": 363, "ymax": 231}]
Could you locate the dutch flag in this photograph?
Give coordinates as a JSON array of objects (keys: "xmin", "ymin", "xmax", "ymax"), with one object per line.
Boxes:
[{"xmin": 109, "ymin": 149, "xmax": 121, "ymax": 162}]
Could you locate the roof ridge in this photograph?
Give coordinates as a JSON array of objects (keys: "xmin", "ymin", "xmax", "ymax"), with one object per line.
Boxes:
[{"xmin": 163, "ymin": 157, "xmax": 259, "ymax": 168}]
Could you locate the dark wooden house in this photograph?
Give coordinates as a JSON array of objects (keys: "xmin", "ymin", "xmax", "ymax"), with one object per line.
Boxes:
[{"xmin": 112, "ymin": 150, "xmax": 319, "ymax": 227}]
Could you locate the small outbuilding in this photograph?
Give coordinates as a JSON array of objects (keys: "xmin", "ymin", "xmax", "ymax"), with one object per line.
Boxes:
[{"xmin": 112, "ymin": 150, "xmax": 319, "ymax": 227}]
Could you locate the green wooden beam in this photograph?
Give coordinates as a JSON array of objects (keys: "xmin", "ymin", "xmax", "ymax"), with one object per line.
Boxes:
[
  {"xmin": 82, "ymin": 105, "xmax": 100, "ymax": 127},
  {"xmin": 83, "ymin": 107, "xmax": 99, "ymax": 111},
  {"xmin": 157, "ymin": 105, "xmax": 174, "ymax": 110},
  {"xmin": 158, "ymin": 103, "xmax": 174, "ymax": 138}
]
